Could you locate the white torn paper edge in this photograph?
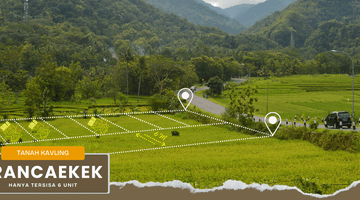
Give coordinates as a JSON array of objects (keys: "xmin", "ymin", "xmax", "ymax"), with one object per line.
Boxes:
[{"xmin": 111, "ymin": 179, "xmax": 360, "ymax": 198}]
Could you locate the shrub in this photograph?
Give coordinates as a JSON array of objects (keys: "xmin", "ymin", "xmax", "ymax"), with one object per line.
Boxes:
[
  {"xmin": 89, "ymin": 97, "xmax": 97, "ymax": 105},
  {"xmin": 276, "ymin": 127, "xmax": 360, "ymax": 153},
  {"xmin": 129, "ymin": 103, "xmax": 140, "ymax": 112},
  {"xmin": 309, "ymin": 119, "xmax": 319, "ymax": 129},
  {"xmin": 352, "ymin": 139, "xmax": 360, "ymax": 152},
  {"xmin": 274, "ymin": 126, "xmax": 303, "ymax": 140},
  {"xmin": 294, "ymin": 176, "xmax": 322, "ymax": 194},
  {"xmin": 148, "ymin": 94, "xmax": 167, "ymax": 111},
  {"xmin": 93, "ymin": 108, "xmax": 98, "ymax": 115},
  {"xmin": 172, "ymin": 131, "xmax": 179, "ymax": 136},
  {"xmin": 148, "ymin": 90, "xmax": 181, "ymax": 111},
  {"xmin": 206, "ymin": 76, "xmax": 223, "ymax": 95},
  {"xmin": 18, "ymin": 138, "xmax": 23, "ymax": 143},
  {"xmin": 82, "ymin": 109, "xmax": 88, "ymax": 118},
  {"xmin": 117, "ymin": 92, "xmax": 128, "ymax": 105}
]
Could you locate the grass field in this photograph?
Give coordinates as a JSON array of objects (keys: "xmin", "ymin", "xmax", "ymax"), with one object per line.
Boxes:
[
  {"xmin": 1, "ymin": 75, "xmax": 360, "ymax": 194},
  {"xmin": 1, "ymin": 95, "xmax": 152, "ymax": 119},
  {"xmin": 196, "ymin": 74, "xmax": 360, "ymax": 123},
  {"xmin": 0, "ymin": 111, "xmax": 359, "ymax": 194}
]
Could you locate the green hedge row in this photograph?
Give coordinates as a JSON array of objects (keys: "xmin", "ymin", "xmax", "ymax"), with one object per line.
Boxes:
[
  {"xmin": 275, "ymin": 126, "xmax": 360, "ymax": 153},
  {"xmin": 194, "ymin": 110, "xmax": 360, "ymax": 153}
]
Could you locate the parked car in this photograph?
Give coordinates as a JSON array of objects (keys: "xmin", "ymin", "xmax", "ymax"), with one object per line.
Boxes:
[
  {"xmin": 325, "ymin": 111, "xmax": 352, "ymax": 129},
  {"xmin": 190, "ymin": 86, "xmax": 196, "ymax": 92}
]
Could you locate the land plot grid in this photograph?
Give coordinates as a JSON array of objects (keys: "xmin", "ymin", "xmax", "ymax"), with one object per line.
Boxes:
[{"xmin": 0, "ymin": 110, "xmax": 270, "ymax": 154}]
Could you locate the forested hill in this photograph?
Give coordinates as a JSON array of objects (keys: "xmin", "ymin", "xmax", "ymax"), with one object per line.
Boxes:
[
  {"xmin": 0, "ymin": 0, "xmax": 280, "ymax": 74},
  {"xmin": 0, "ymin": 0, "xmax": 231, "ymax": 56},
  {"xmin": 143, "ymin": 0, "xmax": 247, "ymax": 34},
  {"xmin": 234, "ymin": 0, "xmax": 297, "ymax": 27},
  {"xmin": 194, "ymin": 0, "xmax": 255, "ymax": 19},
  {"xmin": 242, "ymin": 0, "xmax": 360, "ymax": 55}
]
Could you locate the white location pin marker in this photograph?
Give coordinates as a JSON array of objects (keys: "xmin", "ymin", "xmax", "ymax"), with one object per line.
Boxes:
[
  {"xmin": 177, "ymin": 88, "xmax": 194, "ymax": 110},
  {"xmin": 264, "ymin": 112, "xmax": 281, "ymax": 136}
]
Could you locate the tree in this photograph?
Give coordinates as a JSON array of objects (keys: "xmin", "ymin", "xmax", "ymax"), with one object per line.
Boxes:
[
  {"xmin": 103, "ymin": 74, "xmax": 120, "ymax": 104},
  {"xmin": 0, "ymin": 82, "xmax": 11, "ymax": 115},
  {"xmin": 114, "ymin": 39, "xmax": 131, "ymax": 56},
  {"xmin": 24, "ymin": 79, "xmax": 42, "ymax": 118},
  {"xmin": 148, "ymin": 55, "xmax": 182, "ymax": 93},
  {"xmin": 76, "ymin": 76, "xmax": 102, "ymax": 99},
  {"xmin": 5, "ymin": 70, "xmax": 29, "ymax": 103},
  {"xmin": 224, "ymin": 83, "xmax": 259, "ymax": 125},
  {"xmin": 137, "ymin": 56, "xmax": 147, "ymax": 103},
  {"xmin": 148, "ymin": 89, "xmax": 181, "ymax": 111},
  {"xmin": 161, "ymin": 47, "xmax": 172, "ymax": 58},
  {"xmin": 35, "ymin": 55, "xmax": 75, "ymax": 101},
  {"xmin": 123, "ymin": 47, "xmax": 135, "ymax": 97},
  {"xmin": 41, "ymin": 87, "xmax": 51, "ymax": 117},
  {"xmin": 0, "ymin": 46, "xmax": 23, "ymax": 72},
  {"xmin": 21, "ymin": 42, "xmax": 42, "ymax": 76},
  {"xmin": 179, "ymin": 64, "xmax": 199, "ymax": 89},
  {"xmin": 191, "ymin": 56, "xmax": 223, "ymax": 82},
  {"xmin": 206, "ymin": 76, "xmax": 223, "ymax": 95}
]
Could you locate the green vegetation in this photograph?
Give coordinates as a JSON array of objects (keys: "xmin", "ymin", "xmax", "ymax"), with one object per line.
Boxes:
[
  {"xmin": 195, "ymin": 0, "xmax": 255, "ymax": 19},
  {"xmin": 234, "ymin": 0, "xmax": 297, "ymax": 27},
  {"xmin": 143, "ymin": 0, "xmax": 246, "ymax": 34},
  {"xmin": 275, "ymin": 126, "xmax": 360, "ymax": 152},
  {"xmin": 206, "ymin": 76, "xmax": 223, "ymax": 95},
  {"xmin": 0, "ymin": 112, "xmax": 358, "ymax": 194},
  {"xmin": 244, "ymin": 0, "xmax": 360, "ymax": 56},
  {"xmin": 1, "ymin": 0, "xmax": 360, "ymax": 195},
  {"xmin": 197, "ymin": 75, "xmax": 360, "ymax": 122},
  {"xmin": 1, "ymin": 94, "xmax": 151, "ymax": 119},
  {"xmin": 222, "ymin": 83, "xmax": 259, "ymax": 125}
]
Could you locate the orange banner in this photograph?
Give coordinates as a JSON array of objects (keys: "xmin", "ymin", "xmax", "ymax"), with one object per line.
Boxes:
[{"xmin": 1, "ymin": 146, "xmax": 85, "ymax": 160}]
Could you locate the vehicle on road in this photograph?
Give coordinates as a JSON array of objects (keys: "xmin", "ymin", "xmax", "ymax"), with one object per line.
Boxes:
[
  {"xmin": 190, "ymin": 86, "xmax": 196, "ymax": 92},
  {"xmin": 325, "ymin": 111, "xmax": 352, "ymax": 129}
]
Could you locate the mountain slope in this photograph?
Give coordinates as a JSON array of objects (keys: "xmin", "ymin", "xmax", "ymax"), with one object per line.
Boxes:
[
  {"xmin": 235, "ymin": 0, "xmax": 297, "ymax": 27},
  {"xmin": 242, "ymin": 0, "xmax": 360, "ymax": 53},
  {"xmin": 224, "ymin": 4, "xmax": 255, "ymax": 18},
  {"xmin": 0, "ymin": 0, "xmax": 229, "ymax": 48},
  {"xmin": 195, "ymin": 0, "xmax": 231, "ymax": 17},
  {"xmin": 195, "ymin": 0, "xmax": 255, "ymax": 18},
  {"xmin": 143, "ymin": 0, "xmax": 246, "ymax": 34},
  {"xmin": 0, "ymin": 0, "xmax": 280, "ymax": 69}
]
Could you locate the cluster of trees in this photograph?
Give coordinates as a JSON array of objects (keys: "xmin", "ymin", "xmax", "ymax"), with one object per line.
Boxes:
[
  {"xmin": 234, "ymin": 0, "xmax": 297, "ymax": 27},
  {"xmin": 191, "ymin": 56, "xmax": 243, "ymax": 82},
  {"xmin": 0, "ymin": 45, "xmax": 199, "ymax": 117},
  {"xmin": 2, "ymin": 0, "xmax": 360, "ymax": 119},
  {"xmin": 191, "ymin": 49, "xmax": 360, "ymax": 86},
  {"xmin": 0, "ymin": 21, "xmax": 112, "ymax": 76},
  {"xmin": 234, "ymin": 49, "xmax": 360, "ymax": 76},
  {"xmin": 0, "ymin": 0, "xmax": 282, "ymax": 61},
  {"xmin": 143, "ymin": 0, "xmax": 246, "ymax": 34},
  {"xmin": 244, "ymin": 0, "xmax": 360, "ymax": 57}
]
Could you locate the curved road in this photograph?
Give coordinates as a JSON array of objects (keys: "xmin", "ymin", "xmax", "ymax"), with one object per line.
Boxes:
[{"xmin": 190, "ymin": 79, "xmax": 359, "ymax": 131}]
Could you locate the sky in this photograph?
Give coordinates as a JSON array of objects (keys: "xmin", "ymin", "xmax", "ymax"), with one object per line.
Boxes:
[{"xmin": 203, "ymin": 0, "xmax": 266, "ymax": 9}]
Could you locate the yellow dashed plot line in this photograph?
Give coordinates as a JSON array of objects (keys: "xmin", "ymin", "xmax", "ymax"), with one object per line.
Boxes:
[
  {"xmin": 144, "ymin": 134, "xmax": 166, "ymax": 146},
  {"xmin": 136, "ymin": 133, "xmax": 155, "ymax": 145}
]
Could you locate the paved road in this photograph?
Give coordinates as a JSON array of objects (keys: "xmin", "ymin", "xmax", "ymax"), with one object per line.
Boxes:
[
  {"xmin": 191, "ymin": 87, "xmax": 225, "ymax": 116},
  {"xmin": 190, "ymin": 79, "xmax": 359, "ymax": 131}
]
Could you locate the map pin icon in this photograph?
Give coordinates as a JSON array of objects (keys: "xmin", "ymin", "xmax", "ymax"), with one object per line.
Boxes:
[
  {"xmin": 264, "ymin": 112, "xmax": 281, "ymax": 136},
  {"xmin": 177, "ymin": 88, "xmax": 194, "ymax": 110}
]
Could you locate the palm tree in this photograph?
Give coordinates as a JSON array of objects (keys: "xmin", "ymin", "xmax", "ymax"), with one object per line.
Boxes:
[
  {"xmin": 124, "ymin": 47, "xmax": 134, "ymax": 97},
  {"xmin": 137, "ymin": 56, "xmax": 147, "ymax": 103}
]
